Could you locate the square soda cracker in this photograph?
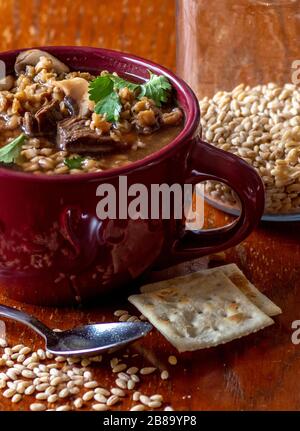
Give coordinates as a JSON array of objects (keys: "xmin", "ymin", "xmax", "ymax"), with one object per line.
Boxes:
[
  {"xmin": 141, "ymin": 263, "xmax": 281, "ymax": 317},
  {"xmin": 129, "ymin": 271, "xmax": 274, "ymax": 352}
]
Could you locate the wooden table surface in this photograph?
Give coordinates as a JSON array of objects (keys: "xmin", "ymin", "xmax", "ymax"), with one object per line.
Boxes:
[{"xmin": 0, "ymin": 0, "xmax": 300, "ymax": 411}]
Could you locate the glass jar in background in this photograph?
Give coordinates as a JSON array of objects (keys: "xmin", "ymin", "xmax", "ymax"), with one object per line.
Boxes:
[
  {"xmin": 177, "ymin": 0, "xmax": 300, "ymax": 98},
  {"xmin": 176, "ymin": 0, "xmax": 300, "ymax": 220}
]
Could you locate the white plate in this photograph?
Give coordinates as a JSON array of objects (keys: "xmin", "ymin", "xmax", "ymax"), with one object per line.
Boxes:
[{"xmin": 204, "ymin": 194, "xmax": 300, "ymax": 223}]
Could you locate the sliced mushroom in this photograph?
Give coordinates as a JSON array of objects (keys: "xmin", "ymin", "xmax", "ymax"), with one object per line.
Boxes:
[
  {"xmin": 15, "ymin": 49, "xmax": 70, "ymax": 76},
  {"xmin": 54, "ymin": 77, "xmax": 94, "ymax": 117},
  {"xmin": 0, "ymin": 75, "xmax": 14, "ymax": 91},
  {"xmin": 64, "ymin": 96, "xmax": 79, "ymax": 116}
]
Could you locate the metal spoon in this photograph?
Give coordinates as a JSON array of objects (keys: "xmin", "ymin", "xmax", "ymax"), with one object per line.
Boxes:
[{"xmin": 0, "ymin": 304, "xmax": 152, "ymax": 356}]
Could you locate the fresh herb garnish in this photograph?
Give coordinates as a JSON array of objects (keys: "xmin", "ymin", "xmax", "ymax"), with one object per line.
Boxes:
[
  {"xmin": 0, "ymin": 133, "xmax": 26, "ymax": 164},
  {"xmin": 88, "ymin": 71, "xmax": 172, "ymax": 122},
  {"xmin": 109, "ymin": 75, "xmax": 140, "ymax": 92},
  {"xmin": 64, "ymin": 156, "xmax": 85, "ymax": 170},
  {"xmin": 139, "ymin": 71, "xmax": 172, "ymax": 106},
  {"xmin": 94, "ymin": 91, "xmax": 122, "ymax": 122},
  {"xmin": 88, "ymin": 75, "xmax": 114, "ymax": 102}
]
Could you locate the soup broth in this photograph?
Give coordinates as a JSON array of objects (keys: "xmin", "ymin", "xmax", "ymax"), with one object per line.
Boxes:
[{"xmin": 0, "ymin": 49, "xmax": 184, "ymax": 175}]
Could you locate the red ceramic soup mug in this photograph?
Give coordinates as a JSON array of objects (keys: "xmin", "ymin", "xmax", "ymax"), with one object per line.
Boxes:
[{"xmin": 0, "ymin": 46, "xmax": 264, "ymax": 305}]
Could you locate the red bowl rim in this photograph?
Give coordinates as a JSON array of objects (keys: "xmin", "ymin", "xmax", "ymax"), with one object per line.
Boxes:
[{"xmin": 0, "ymin": 45, "xmax": 200, "ymax": 183}]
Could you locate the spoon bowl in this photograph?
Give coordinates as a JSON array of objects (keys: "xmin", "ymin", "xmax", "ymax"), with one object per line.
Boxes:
[
  {"xmin": 0, "ymin": 304, "xmax": 152, "ymax": 356},
  {"xmin": 46, "ymin": 322, "xmax": 153, "ymax": 356}
]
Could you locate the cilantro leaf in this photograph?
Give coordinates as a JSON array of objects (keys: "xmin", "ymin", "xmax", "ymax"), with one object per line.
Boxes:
[
  {"xmin": 94, "ymin": 92, "xmax": 122, "ymax": 122},
  {"xmin": 139, "ymin": 71, "xmax": 172, "ymax": 106},
  {"xmin": 88, "ymin": 75, "xmax": 114, "ymax": 103},
  {"xmin": 64, "ymin": 156, "xmax": 85, "ymax": 170},
  {"xmin": 89, "ymin": 75, "xmax": 123, "ymax": 122},
  {"xmin": 109, "ymin": 74, "xmax": 140, "ymax": 92},
  {"xmin": 0, "ymin": 134, "xmax": 26, "ymax": 164},
  {"xmin": 88, "ymin": 70, "xmax": 172, "ymax": 122}
]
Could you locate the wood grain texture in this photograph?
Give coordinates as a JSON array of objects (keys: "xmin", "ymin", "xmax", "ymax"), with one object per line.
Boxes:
[
  {"xmin": 0, "ymin": 0, "xmax": 176, "ymax": 70},
  {"xmin": 1, "ymin": 204, "xmax": 299, "ymax": 411},
  {"xmin": 177, "ymin": 0, "xmax": 300, "ymax": 98},
  {"xmin": 0, "ymin": 0, "xmax": 300, "ymax": 412}
]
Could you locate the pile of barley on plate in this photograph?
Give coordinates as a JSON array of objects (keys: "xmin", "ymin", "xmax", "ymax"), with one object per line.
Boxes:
[{"xmin": 200, "ymin": 83, "xmax": 300, "ymax": 214}]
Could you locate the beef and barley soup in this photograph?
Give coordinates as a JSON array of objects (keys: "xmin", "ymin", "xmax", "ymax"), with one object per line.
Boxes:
[{"xmin": 0, "ymin": 50, "xmax": 183, "ymax": 174}]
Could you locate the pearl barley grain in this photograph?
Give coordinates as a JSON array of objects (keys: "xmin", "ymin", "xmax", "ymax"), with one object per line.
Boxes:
[
  {"xmin": 133, "ymin": 391, "xmax": 141, "ymax": 401},
  {"xmin": 12, "ymin": 394, "xmax": 22, "ymax": 403},
  {"xmin": 112, "ymin": 363, "xmax": 127, "ymax": 373},
  {"xmin": 92, "ymin": 403, "xmax": 109, "ymax": 411},
  {"xmin": 3, "ymin": 388, "xmax": 16, "ymax": 398},
  {"xmin": 74, "ymin": 398, "xmax": 83, "ymax": 409},
  {"xmin": 58, "ymin": 388, "xmax": 70, "ymax": 399},
  {"xmin": 161, "ymin": 370, "xmax": 169, "ymax": 380},
  {"xmin": 36, "ymin": 392, "xmax": 48, "ymax": 400},
  {"xmin": 25, "ymin": 385, "xmax": 36, "ymax": 395},
  {"xmin": 111, "ymin": 388, "xmax": 125, "ymax": 397},
  {"xmin": 12, "ymin": 344, "xmax": 23, "ymax": 353},
  {"xmin": 56, "ymin": 405, "xmax": 70, "ymax": 411},
  {"xmin": 110, "ymin": 358, "xmax": 119, "ymax": 368},
  {"xmin": 140, "ymin": 367, "xmax": 156, "ymax": 375},
  {"xmin": 94, "ymin": 393, "xmax": 107, "ymax": 403},
  {"xmin": 118, "ymin": 372, "xmax": 130, "ymax": 381},
  {"xmin": 140, "ymin": 395, "xmax": 150, "ymax": 406},
  {"xmin": 22, "ymin": 369, "xmax": 35, "ymax": 379},
  {"xmin": 19, "ymin": 347, "xmax": 31, "ymax": 355},
  {"xmin": 113, "ymin": 310, "xmax": 128, "ymax": 317},
  {"xmin": 127, "ymin": 367, "xmax": 139, "ymax": 375},
  {"xmin": 168, "ymin": 355, "xmax": 177, "ymax": 365},
  {"xmin": 106, "ymin": 395, "xmax": 120, "ymax": 406},
  {"xmin": 82, "ymin": 390, "xmax": 94, "ymax": 401},
  {"xmin": 149, "ymin": 400, "xmax": 162, "ymax": 409},
  {"xmin": 0, "ymin": 338, "xmax": 7, "ymax": 348},
  {"xmin": 116, "ymin": 378, "xmax": 127, "ymax": 389},
  {"xmin": 131, "ymin": 374, "xmax": 140, "ymax": 383},
  {"xmin": 30, "ymin": 403, "xmax": 46, "ymax": 411},
  {"xmin": 130, "ymin": 404, "xmax": 145, "ymax": 411},
  {"xmin": 200, "ymin": 83, "xmax": 300, "ymax": 215},
  {"xmin": 151, "ymin": 394, "xmax": 163, "ymax": 402},
  {"xmin": 95, "ymin": 388, "xmax": 110, "ymax": 397},
  {"xmin": 127, "ymin": 380, "xmax": 135, "ymax": 390},
  {"xmin": 84, "ymin": 380, "xmax": 98, "ymax": 389},
  {"xmin": 48, "ymin": 394, "xmax": 58, "ymax": 403}
]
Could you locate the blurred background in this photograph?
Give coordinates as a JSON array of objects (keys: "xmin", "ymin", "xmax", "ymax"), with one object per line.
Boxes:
[{"xmin": 0, "ymin": 0, "xmax": 176, "ymax": 70}]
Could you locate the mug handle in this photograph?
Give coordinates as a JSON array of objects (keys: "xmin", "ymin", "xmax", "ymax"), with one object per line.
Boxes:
[{"xmin": 172, "ymin": 137, "xmax": 265, "ymax": 258}]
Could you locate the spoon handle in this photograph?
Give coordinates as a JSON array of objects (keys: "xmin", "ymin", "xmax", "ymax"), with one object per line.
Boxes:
[{"xmin": 0, "ymin": 304, "xmax": 54, "ymax": 340}]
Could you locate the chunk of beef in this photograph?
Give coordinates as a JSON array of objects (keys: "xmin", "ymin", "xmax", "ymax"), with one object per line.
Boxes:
[
  {"xmin": 22, "ymin": 100, "xmax": 63, "ymax": 136},
  {"xmin": 35, "ymin": 99, "xmax": 63, "ymax": 134},
  {"xmin": 57, "ymin": 117, "xmax": 128, "ymax": 153},
  {"xmin": 22, "ymin": 112, "xmax": 38, "ymax": 135}
]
